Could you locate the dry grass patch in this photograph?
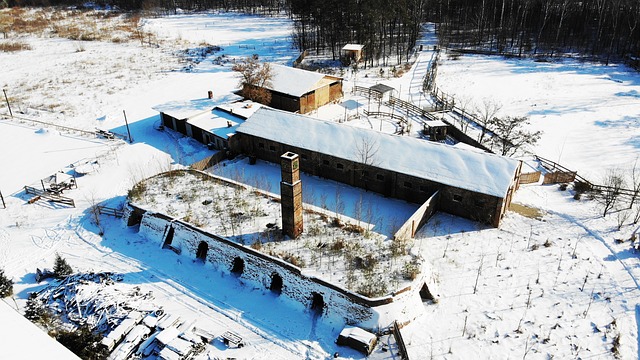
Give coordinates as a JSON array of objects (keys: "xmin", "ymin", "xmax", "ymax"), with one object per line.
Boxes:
[
  {"xmin": 1, "ymin": 7, "xmax": 147, "ymax": 44},
  {"xmin": 510, "ymin": 202, "xmax": 545, "ymax": 220},
  {"xmin": 0, "ymin": 41, "xmax": 31, "ymax": 52}
]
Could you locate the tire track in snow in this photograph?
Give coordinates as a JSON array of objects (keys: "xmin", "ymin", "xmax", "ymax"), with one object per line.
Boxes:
[{"xmin": 547, "ymin": 209, "xmax": 640, "ymax": 291}]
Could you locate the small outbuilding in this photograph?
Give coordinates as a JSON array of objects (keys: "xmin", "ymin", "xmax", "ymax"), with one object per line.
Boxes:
[
  {"xmin": 341, "ymin": 44, "xmax": 364, "ymax": 64},
  {"xmin": 423, "ymin": 119, "xmax": 449, "ymax": 141},
  {"xmin": 153, "ymin": 94, "xmax": 256, "ymax": 150},
  {"xmin": 245, "ymin": 64, "xmax": 343, "ymax": 114},
  {"xmin": 336, "ymin": 326, "xmax": 377, "ymax": 355},
  {"xmin": 369, "ymin": 83, "xmax": 395, "ymax": 102},
  {"xmin": 152, "ymin": 92, "xmax": 242, "ymax": 137}
]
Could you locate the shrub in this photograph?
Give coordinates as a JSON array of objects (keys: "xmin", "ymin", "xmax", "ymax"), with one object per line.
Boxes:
[
  {"xmin": 343, "ymin": 223, "xmax": 365, "ymax": 234},
  {"xmin": 0, "ymin": 269, "xmax": 13, "ymax": 298},
  {"xmin": 250, "ymin": 239, "xmax": 262, "ymax": 250},
  {"xmin": 330, "ymin": 238, "xmax": 346, "ymax": 252},
  {"xmin": 574, "ymin": 181, "xmax": 591, "ymax": 193},
  {"xmin": 24, "ymin": 293, "xmax": 54, "ymax": 327},
  {"xmin": 0, "ymin": 41, "xmax": 32, "ymax": 52},
  {"xmin": 53, "ymin": 253, "xmax": 73, "ymax": 279},
  {"xmin": 56, "ymin": 325, "xmax": 109, "ymax": 360},
  {"xmin": 127, "ymin": 182, "xmax": 146, "ymax": 201},
  {"xmin": 403, "ymin": 261, "xmax": 421, "ymax": 280}
]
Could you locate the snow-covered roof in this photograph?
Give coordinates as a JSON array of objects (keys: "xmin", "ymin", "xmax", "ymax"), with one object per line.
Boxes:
[
  {"xmin": 187, "ymin": 109, "xmax": 245, "ymax": 140},
  {"xmin": 369, "ymin": 83, "xmax": 394, "ymax": 94},
  {"xmin": 342, "ymin": 44, "xmax": 364, "ymax": 51},
  {"xmin": 156, "ymin": 326, "xmax": 181, "ymax": 345},
  {"xmin": 152, "ymin": 93, "xmax": 242, "ymax": 120},
  {"xmin": 267, "ymin": 64, "xmax": 340, "ymax": 98},
  {"xmin": 216, "ymin": 100, "xmax": 263, "ymax": 119},
  {"xmin": 339, "ymin": 326, "xmax": 376, "ymax": 344},
  {"xmin": 0, "ymin": 300, "xmax": 80, "ymax": 359},
  {"xmin": 424, "ymin": 120, "xmax": 448, "ymax": 127},
  {"xmin": 237, "ymin": 108, "xmax": 520, "ymax": 198}
]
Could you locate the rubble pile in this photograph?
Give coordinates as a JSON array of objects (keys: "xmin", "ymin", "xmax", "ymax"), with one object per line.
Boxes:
[
  {"xmin": 34, "ymin": 272, "xmax": 217, "ymax": 359},
  {"xmin": 34, "ymin": 272, "xmax": 155, "ymax": 332}
]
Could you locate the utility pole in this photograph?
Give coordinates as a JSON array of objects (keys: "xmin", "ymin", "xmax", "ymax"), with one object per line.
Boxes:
[
  {"xmin": 3, "ymin": 89, "xmax": 13, "ymax": 118},
  {"xmin": 123, "ymin": 110, "xmax": 133, "ymax": 143}
]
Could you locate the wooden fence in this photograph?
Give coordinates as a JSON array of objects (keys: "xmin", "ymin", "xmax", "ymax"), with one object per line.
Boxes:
[
  {"xmin": 24, "ymin": 186, "xmax": 75, "ymax": 207},
  {"xmin": 534, "ymin": 155, "xmax": 638, "ymax": 198},
  {"xmin": 352, "ymin": 85, "xmax": 383, "ymax": 100},
  {"xmin": 519, "ymin": 171, "xmax": 542, "ymax": 185},
  {"xmin": 362, "ymin": 110, "xmax": 406, "ymax": 124},
  {"xmin": 392, "ymin": 320, "xmax": 410, "ymax": 360},
  {"xmin": 1, "ymin": 113, "xmax": 124, "ymax": 140},
  {"xmin": 388, "ymin": 96, "xmax": 429, "ymax": 117},
  {"xmin": 95, "ymin": 205, "xmax": 124, "ymax": 218}
]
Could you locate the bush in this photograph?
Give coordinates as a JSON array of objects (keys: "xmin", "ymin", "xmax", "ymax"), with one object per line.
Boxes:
[
  {"xmin": 0, "ymin": 41, "xmax": 32, "ymax": 52},
  {"xmin": 0, "ymin": 269, "xmax": 13, "ymax": 298},
  {"xmin": 53, "ymin": 253, "xmax": 73, "ymax": 279},
  {"xmin": 24, "ymin": 293, "xmax": 54, "ymax": 327},
  {"xmin": 403, "ymin": 261, "xmax": 421, "ymax": 280},
  {"xmin": 56, "ymin": 325, "xmax": 109, "ymax": 360}
]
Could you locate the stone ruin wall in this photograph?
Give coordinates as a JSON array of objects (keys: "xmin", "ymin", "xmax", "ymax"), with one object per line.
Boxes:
[{"xmin": 127, "ymin": 204, "xmax": 427, "ymax": 329}]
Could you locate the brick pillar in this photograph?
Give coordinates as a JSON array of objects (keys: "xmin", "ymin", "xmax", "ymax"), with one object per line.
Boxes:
[{"xmin": 280, "ymin": 152, "xmax": 303, "ymax": 238}]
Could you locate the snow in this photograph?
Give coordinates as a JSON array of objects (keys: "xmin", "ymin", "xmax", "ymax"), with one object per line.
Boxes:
[
  {"xmin": 152, "ymin": 93, "xmax": 241, "ymax": 120},
  {"xmin": 436, "ymin": 53, "xmax": 640, "ymax": 180},
  {"xmin": 238, "ymin": 107, "xmax": 520, "ymax": 198},
  {"xmin": 339, "ymin": 326, "xmax": 376, "ymax": 345},
  {"xmin": 0, "ymin": 300, "xmax": 79, "ymax": 359},
  {"xmin": 186, "ymin": 108, "xmax": 244, "ymax": 140},
  {"xmin": 342, "ymin": 44, "xmax": 364, "ymax": 52},
  {"xmin": 0, "ymin": 10, "xmax": 639, "ymax": 360},
  {"xmin": 267, "ymin": 63, "xmax": 333, "ymax": 97}
]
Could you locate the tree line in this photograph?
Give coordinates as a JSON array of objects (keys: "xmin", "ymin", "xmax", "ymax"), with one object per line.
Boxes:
[
  {"xmin": 284, "ymin": 0, "xmax": 428, "ymax": 67},
  {"xmin": 430, "ymin": 0, "xmax": 640, "ymax": 64},
  {"xmin": 4, "ymin": 0, "xmax": 640, "ymax": 64}
]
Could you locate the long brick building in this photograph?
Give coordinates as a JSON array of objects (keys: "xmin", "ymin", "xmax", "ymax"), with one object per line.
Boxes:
[{"xmin": 230, "ymin": 107, "xmax": 522, "ymax": 227}]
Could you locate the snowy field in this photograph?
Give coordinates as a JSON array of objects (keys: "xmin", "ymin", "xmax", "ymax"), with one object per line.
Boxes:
[{"xmin": 0, "ymin": 9, "xmax": 639, "ymax": 360}]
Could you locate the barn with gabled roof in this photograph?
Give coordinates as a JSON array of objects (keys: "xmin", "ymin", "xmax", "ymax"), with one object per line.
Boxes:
[{"xmin": 243, "ymin": 64, "xmax": 343, "ymax": 114}]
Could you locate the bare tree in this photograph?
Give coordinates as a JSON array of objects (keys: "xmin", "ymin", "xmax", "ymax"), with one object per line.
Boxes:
[
  {"xmin": 354, "ymin": 134, "xmax": 380, "ymax": 167},
  {"xmin": 474, "ymin": 98, "xmax": 502, "ymax": 144},
  {"xmin": 232, "ymin": 55, "xmax": 273, "ymax": 105},
  {"xmin": 600, "ymin": 169, "xmax": 626, "ymax": 217},
  {"xmin": 630, "ymin": 157, "xmax": 640, "ymax": 208},
  {"xmin": 491, "ymin": 116, "xmax": 542, "ymax": 156},
  {"xmin": 354, "ymin": 134, "xmax": 380, "ymax": 190}
]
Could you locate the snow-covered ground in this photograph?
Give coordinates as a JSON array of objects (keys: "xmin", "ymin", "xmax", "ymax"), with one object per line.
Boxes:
[{"xmin": 0, "ymin": 10, "xmax": 639, "ymax": 360}]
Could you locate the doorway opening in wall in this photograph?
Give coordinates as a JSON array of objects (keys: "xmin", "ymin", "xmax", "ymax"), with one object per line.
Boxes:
[
  {"xmin": 270, "ymin": 273, "xmax": 283, "ymax": 294},
  {"xmin": 162, "ymin": 225, "xmax": 175, "ymax": 248},
  {"xmin": 419, "ymin": 282, "xmax": 436, "ymax": 302},
  {"xmin": 231, "ymin": 257, "xmax": 245, "ymax": 275},
  {"xmin": 310, "ymin": 292, "xmax": 324, "ymax": 314},
  {"xmin": 196, "ymin": 241, "xmax": 208, "ymax": 262}
]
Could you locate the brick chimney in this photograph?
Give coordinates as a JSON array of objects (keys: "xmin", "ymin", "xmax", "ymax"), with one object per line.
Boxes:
[{"xmin": 280, "ymin": 152, "xmax": 303, "ymax": 238}]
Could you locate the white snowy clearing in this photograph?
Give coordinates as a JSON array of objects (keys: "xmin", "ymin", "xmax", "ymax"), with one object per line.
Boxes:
[{"xmin": 0, "ymin": 10, "xmax": 639, "ymax": 360}]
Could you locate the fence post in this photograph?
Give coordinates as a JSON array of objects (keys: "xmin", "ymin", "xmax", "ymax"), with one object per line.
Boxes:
[
  {"xmin": 0, "ymin": 190, "xmax": 5, "ymax": 209},
  {"xmin": 3, "ymin": 89, "xmax": 12, "ymax": 118}
]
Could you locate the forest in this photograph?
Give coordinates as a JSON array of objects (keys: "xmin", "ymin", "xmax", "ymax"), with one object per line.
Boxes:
[{"xmin": 4, "ymin": 0, "xmax": 640, "ymax": 66}]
